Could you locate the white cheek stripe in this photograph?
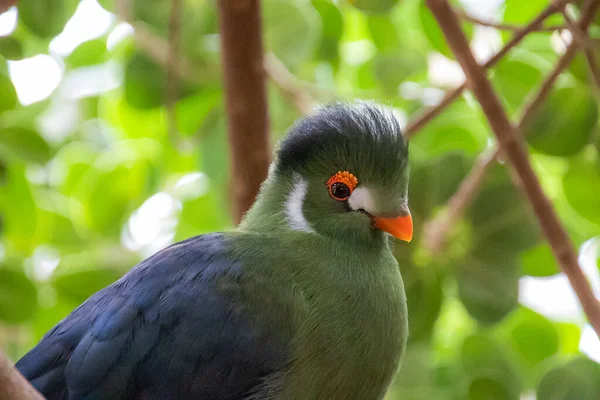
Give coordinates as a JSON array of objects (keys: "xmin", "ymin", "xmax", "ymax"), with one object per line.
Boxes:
[
  {"xmin": 285, "ymin": 178, "xmax": 315, "ymax": 233},
  {"xmin": 348, "ymin": 187, "xmax": 378, "ymax": 214}
]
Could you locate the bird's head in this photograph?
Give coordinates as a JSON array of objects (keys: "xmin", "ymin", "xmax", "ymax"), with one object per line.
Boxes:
[{"xmin": 242, "ymin": 101, "xmax": 412, "ymax": 245}]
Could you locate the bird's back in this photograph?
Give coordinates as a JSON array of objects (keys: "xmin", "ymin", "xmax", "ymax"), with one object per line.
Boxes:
[{"xmin": 15, "ymin": 233, "xmax": 297, "ymax": 400}]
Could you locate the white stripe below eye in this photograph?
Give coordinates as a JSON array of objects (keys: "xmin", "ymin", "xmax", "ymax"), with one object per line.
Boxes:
[
  {"xmin": 348, "ymin": 187, "xmax": 378, "ymax": 214},
  {"xmin": 285, "ymin": 177, "xmax": 315, "ymax": 233}
]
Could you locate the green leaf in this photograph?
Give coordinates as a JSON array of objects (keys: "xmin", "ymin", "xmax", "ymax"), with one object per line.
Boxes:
[
  {"xmin": 520, "ymin": 243, "xmax": 560, "ymax": 277},
  {"xmin": 503, "ymin": 0, "xmax": 554, "ymax": 26},
  {"xmin": 367, "ymin": 14, "xmax": 400, "ymax": 51},
  {"xmin": 97, "ymin": 0, "xmax": 113, "ymax": 11},
  {"xmin": 492, "ymin": 55, "xmax": 545, "ymax": 115},
  {"xmin": 348, "ymin": 0, "xmax": 399, "ymax": 14},
  {"xmin": 457, "ymin": 254, "xmax": 519, "ymax": 324},
  {"xmin": 132, "ymin": 0, "xmax": 170, "ymax": 32},
  {"xmin": 402, "ymin": 264, "xmax": 443, "ymax": 342},
  {"xmin": 0, "ymin": 55, "xmax": 7, "ymax": 75},
  {"xmin": 569, "ymin": 53, "xmax": 593, "ymax": 84},
  {"xmin": 0, "ymin": 73, "xmax": 17, "ymax": 114},
  {"xmin": 0, "ymin": 268, "xmax": 38, "ymax": 323},
  {"xmin": 37, "ymin": 208, "xmax": 83, "ymax": 249},
  {"xmin": 523, "ymin": 85, "xmax": 599, "ymax": 157},
  {"xmin": 390, "ymin": 345, "xmax": 442, "ymax": 398},
  {"xmin": 72, "ymin": 140, "xmax": 161, "ymax": 235},
  {"xmin": 32, "ymin": 298, "xmax": 77, "ymax": 345},
  {"xmin": 410, "ymin": 101, "xmax": 488, "ymax": 157},
  {"xmin": 101, "ymin": 92, "xmax": 167, "ymax": 139},
  {"xmin": 174, "ymin": 88, "xmax": 222, "ymax": 137},
  {"xmin": 468, "ymin": 376, "xmax": 515, "ymax": 400},
  {"xmin": 312, "ymin": 0, "xmax": 343, "ymax": 62},
  {"xmin": 175, "ymin": 185, "xmax": 231, "ymax": 241},
  {"xmin": 52, "ymin": 269, "xmax": 123, "ymax": 304},
  {"xmin": 66, "ymin": 39, "xmax": 108, "ymax": 68},
  {"xmin": 536, "ymin": 357, "xmax": 600, "ymax": 400},
  {"xmin": 52, "ymin": 142, "xmax": 99, "ymax": 195},
  {"xmin": 506, "ymin": 308, "xmax": 559, "ymax": 369},
  {"xmin": 0, "ymin": 127, "xmax": 51, "ymax": 164},
  {"xmin": 0, "ymin": 164, "xmax": 37, "ymax": 253},
  {"xmin": 124, "ymin": 52, "xmax": 168, "ymax": 109},
  {"xmin": 555, "ymin": 322, "xmax": 582, "ymax": 356},
  {"xmin": 18, "ymin": 0, "xmax": 79, "ymax": 38},
  {"xmin": 263, "ymin": 0, "xmax": 320, "ymax": 68},
  {"xmin": 409, "ymin": 151, "xmax": 471, "ymax": 221},
  {"xmin": 457, "ymin": 168, "xmax": 539, "ymax": 322},
  {"xmin": 356, "ymin": 59, "xmax": 379, "ymax": 91},
  {"xmin": 0, "ymin": 36, "xmax": 24, "ymax": 60},
  {"xmin": 563, "ymin": 157, "xmax": 600, "ymax": 225},
  {"xmin": 124, "ymin": 52, "xmax": 197, "ymax": 110},
  {"xmin": 373, "ymin": 52, "xmax": 425, "ymax": 94},
  {"xmin": 468, "ymin": 165, "xmax": 540, "ymax": 255},
  {"xmin": 460, "ymin": 334, "xmax": 521, "ymax": 398}
]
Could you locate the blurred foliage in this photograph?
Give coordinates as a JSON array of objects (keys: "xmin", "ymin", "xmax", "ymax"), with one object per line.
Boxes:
[{"xmin": 0, "ymin": 0, "xmax": 599, "ymax": 399}]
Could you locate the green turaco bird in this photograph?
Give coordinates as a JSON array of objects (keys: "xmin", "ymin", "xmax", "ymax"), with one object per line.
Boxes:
[{"xmin": 16, "ymin": 101, "xmax": 413, "ymax": 400}]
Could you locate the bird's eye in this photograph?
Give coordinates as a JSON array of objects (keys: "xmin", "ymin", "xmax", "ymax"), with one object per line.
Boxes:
[
  {"xmin": 326, "ymin": 171, "xmax": 358, "ymax": 201},
  {"xmin": 330, "ymin": 182, "xmax": 350, "ymax": 200}
]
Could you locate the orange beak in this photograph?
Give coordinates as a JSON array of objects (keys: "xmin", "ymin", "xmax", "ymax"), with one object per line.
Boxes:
[{"xmin": 373, "ymin": 214, "xmax": 413, "ymax": 242}]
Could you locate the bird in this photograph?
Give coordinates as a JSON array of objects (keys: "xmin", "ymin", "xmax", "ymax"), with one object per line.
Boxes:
[{"xmin": 15, "ymin": 101, "xmax": 413, "ymax": 400}]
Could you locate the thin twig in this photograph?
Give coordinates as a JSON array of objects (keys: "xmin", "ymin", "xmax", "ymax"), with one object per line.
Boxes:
[
  {"xmin": 422, "ymin": 147, "xmax": 496, "ymax": 253},
  {"xmin": 264, "ymin": 53, "xmax": 317, "ymax": 115},
  {"xmin": 560, "ymin": 7, "xmax": 600, "ymax": 89},
  {"xmin": 424, "ymin": 0, "xmax": 600, "ymax": 255},
  {"xmin": 560, "ymin": 8, "xmax": 597, "ymax": 50},
  {"xmin": 0, "ymin": 351, "xmax": 44, "ymax": 400},
  {"xmin": 116, "ymin": 0, "xmax": 207, "ymax": 84},
  {"xmin": 426, "ymin": 0, "xmax": 600, "ymax": 337},
  {"xmin": 456, "ymin": 8, "xmax": 564, "ymax": 32},
  {"xmin": 166, "ymin": 0, "xmax": 183, "ymax": 151},
  {"xmin": 584, "ymin": 51, "xmax": 600, "ymax": 91},
  {"xmin": 217, "ymin": 0, "xmax": 271, "ymax": 224},
  {"xmin": 116, "ymin": 0, "xmax": 318, "ymax": 118},
  {"xmin": 520, "ymin": 0, "xmax": 600, "ymax": 124},
  {"xmin": 404, "ymin": 0, "xmax": 568, "ymax": 138}
]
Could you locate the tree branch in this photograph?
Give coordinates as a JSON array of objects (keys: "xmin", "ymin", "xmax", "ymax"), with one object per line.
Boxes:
[
  {"xmin": 0, "ymin": 0, "xmax": 16, "ymax": 15},
  {"xmin": 404, "ymin": 0, "xmax": 568, "ymax": 138},
  {"xmin": 0, "ymin": 351, "xmax": 44, "ymax": 400},
  {"xmin": 456, "ymin": 8, "xmax": 564, "ymax": 32},
  {"xmin": 424, "ymin": 0, "xmax": 600, "ymax": 255},
  {"xmin": 217, "ymin": 0, "xmax": 271, "ymax": 224},
  {"xmin": 426, "ymin": 0, "xmax": 600, "ymax": 336}
]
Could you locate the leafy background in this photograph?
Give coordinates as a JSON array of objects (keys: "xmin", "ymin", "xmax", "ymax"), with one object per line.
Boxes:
[{"xmin": 0, "ymin": 0, "xmax": 599, "ymax": 399}]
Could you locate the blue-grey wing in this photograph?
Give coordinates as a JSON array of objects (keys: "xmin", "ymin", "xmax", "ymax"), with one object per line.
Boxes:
[{"xmin": 15, "ymin": 233, "xmax": 291, "ymax": 400}]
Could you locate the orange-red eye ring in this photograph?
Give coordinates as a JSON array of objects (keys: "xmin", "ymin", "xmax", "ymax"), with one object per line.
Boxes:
[{"xmin": 326, "ymin": 171, "xmax": 358, "ymax": 201}]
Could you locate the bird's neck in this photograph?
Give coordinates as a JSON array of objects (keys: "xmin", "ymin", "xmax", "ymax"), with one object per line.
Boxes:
[{"xmin": 237, "ymin": 176, "xmax": 297, "ymax": 235}]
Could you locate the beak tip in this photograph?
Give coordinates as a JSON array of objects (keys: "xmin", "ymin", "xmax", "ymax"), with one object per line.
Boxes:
[{"xmin": 373, "ymin": 213, "xmax": 413, "ymax": 243}]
